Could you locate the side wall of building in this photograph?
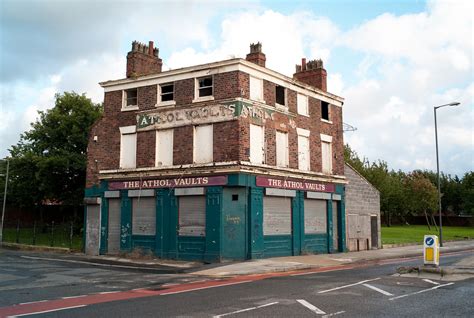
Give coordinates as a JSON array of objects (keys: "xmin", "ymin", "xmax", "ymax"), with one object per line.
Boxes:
[{"xmin": 344, "ymin": 164, "xmax": 381, "ymax": 250}]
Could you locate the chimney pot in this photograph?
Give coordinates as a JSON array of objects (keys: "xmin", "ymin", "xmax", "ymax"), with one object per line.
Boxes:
[
  {"xmin": 148, "ymin": 41, "xmax": 154, "ymax": 55},
  {"xmin": 246, "ymin": 42, "xmax": 266, "ymax": 67},
  {"xmin": 126, "ymin": 40, "xmax": 163, "ymax": 78},
  {"xmin": 302, "ymin": 58, "xmax": 306, "ymax": 71}
]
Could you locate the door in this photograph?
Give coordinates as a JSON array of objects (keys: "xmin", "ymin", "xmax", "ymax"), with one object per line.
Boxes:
[
  {"xmin": 85, "ymin": 204, "xmax": 100, "ymax": 256},
  {"xmin": 222, "ymin": 188, "xmax": 247, "ymax": 259},
  {"xmin": 332, "ymin": 201, "xmax": 339, "ymax": 252},
  {"xmin": 371, "ymin": 216, "xmax": 378, "ymax": 249},
  {"xmin": 107, "ymin": 199, "xmax": 121, "ymax": 254}
]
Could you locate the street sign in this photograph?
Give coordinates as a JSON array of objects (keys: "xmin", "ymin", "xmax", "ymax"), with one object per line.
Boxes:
[{"xmin": 423, "ymin": 235, "xmax": 439, "ymax": 266}]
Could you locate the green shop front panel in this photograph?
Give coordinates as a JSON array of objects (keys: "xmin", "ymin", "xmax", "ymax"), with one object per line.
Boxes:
[{"xmin": 222, "ymin": 187, "xmax": 248, "ymax": 260}]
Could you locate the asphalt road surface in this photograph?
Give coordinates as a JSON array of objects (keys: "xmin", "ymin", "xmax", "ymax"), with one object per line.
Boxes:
[{"xmin": 0, "ymin": 249, "xmax": 472, "ymax": 317}]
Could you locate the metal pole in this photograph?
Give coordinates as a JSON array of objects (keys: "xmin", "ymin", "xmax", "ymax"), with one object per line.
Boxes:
[
  {"xmin": 0, "ymin": 159, "xmax": 9, "ymax": 246},
  {"xmin": 434, "ymin": 107, "xmax": 443, "ymax": 247}
]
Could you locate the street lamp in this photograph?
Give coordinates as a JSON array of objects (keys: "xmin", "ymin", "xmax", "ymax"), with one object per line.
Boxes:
[
  {"xmin": 0, "ymin": 159, "xmax": 9, "ymax": 247},
  {"xmin": 434, "ymin": 102, "xmax": 460, "ymax": 247}
]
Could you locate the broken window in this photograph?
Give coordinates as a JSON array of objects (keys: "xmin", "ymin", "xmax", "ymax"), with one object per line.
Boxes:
[
  {"xmin": 124, "ymin": 88, "xmax": 137, "ymax": 107},
  {"xmin": 275, "ymin": 85, "xmax": 286, "ymax": 106},
  {"xmin": 321, "ymin": 101, "xmax": 329, "ymax": 121},
  {"xmin": 160, "ymin": 83, "xmax": 174, "ymax": 102},
  {"xmin": 198, "ymin": 76, "xmax": 213, "ymax": 97}
]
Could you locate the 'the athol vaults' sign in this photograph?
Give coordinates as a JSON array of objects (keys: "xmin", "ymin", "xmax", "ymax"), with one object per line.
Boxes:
[
  {"xmin": 136, "ymin": 100, "xmax": 277, "ymax": 131},
  {"xmin": 256, "ymin": 176, "xmax": 335, "ymax": 192},
  {"xmin": 109, "ymin": 176, "xmax": 228, "ymax": 190}
]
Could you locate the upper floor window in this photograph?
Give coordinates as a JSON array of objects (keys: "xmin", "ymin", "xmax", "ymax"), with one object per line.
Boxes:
[
  {"xmin": 158, "ymin": 83, "xmax": 175, "ymax": 106},
  {"xmin": 250, "ymin": 124, "xmax": 265, "ymax": 164},
  {"xmin": 194, "ymin": 124, "xmax": 213, "ymax": 163},
  {"xmin": 297, "ymin": 94, "xmax": 309, "ymax": 116},
  {"xmin": 321, "ymin": 134, "xmax": 333, "ymax": 174},
  {"xmin": 275, "ymin": 85, "xmax": 286, "ymax": 107},
  {"xmin": 156, "ymin": 129, "xmax": 173, "ymax": 167},
  {"xmin": 119, "ymin": 126, "xmax": 137, "ymax": 168},
  {"xmin": 196, "ymin": 76, "xmax": 213, "ymax": 98},
  {"xmin": 250, "ymin": 76, "xmax": 263, "ymax": 102},
  {"xmin": 276, "ymin": 131, "xmax": 289, "ymax": 167},
  {"xmin": 297, "ymin": 128, "xmax": 310, "ymax": 171},
  {"xmin": 321, "ymin": 101, "xmax": 330, "ymax": 121},
  {"xmin": 122, "ymin": 88, "xmax": 138, "ymax": 111}
]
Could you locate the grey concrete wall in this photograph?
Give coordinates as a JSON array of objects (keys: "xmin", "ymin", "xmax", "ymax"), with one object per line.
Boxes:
[{"xmin": 344, "ymin": 164, "xmax": 381, "ymax": 251}]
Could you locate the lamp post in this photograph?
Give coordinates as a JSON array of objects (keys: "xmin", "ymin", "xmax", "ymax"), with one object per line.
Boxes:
[
  {"xmin": 434, "ymin": 102, "xmax": 460, "ymax": 247},
  {"xmin": 0, "ymin": 159, "xmax": 9, "ymax": 247}
]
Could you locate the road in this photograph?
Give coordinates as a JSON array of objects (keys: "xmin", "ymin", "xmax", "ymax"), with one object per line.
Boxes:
[{"xmin": 0, "ymin": 249, "xmax": 472, "ymax": 317}]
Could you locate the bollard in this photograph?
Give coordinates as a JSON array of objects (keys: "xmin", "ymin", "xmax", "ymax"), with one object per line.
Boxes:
[
  {"xmin": 69, "ymin": 221, "xmax": 73, "ymax": 249},
  {"xmin": 16, "ymin": 219, "xmax": 20, "ymax": 244},
  {"xmin": 50, "ymin": 221, "xmax": 55, "ymax": 247},
  {"xmin": 33, "ymin": 221, "xmax": 37, "ymax": 245}
]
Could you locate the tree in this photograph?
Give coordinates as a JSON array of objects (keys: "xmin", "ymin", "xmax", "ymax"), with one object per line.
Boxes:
[
  {"xmin": 404, "ymin": 172, "xmax": 438, "ymax": 229},
  {"xmin": 461, "ymin": 172, "xmax": 474, "ymax": 215},
  {"xmin": 7, "ymin": 92, "xmax": 102, "ymax": 207}
]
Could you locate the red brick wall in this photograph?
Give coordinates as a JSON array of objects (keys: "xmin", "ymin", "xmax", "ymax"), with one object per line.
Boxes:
[
  {"xmin": 85, "ymin": 67, "xmax": 344, "ymax": 188},
  {"xmin": 137, "ymin": 130, "xmax": 155, "ymax": 168},
  {"xmin": 173, "ymin": 125, "xmax": 193, "ymax": 165},
  {"xmin": 126, "ymin": 51, "xmax": 162, "ymax": 78}
]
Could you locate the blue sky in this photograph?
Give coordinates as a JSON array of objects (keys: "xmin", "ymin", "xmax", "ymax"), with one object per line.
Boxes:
[{"xmin": 0, "ymin": 0, "xmax": 472, "ymax": 176}]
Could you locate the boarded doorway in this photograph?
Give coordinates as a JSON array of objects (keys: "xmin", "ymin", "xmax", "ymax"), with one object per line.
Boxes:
[
  {"xmin": 85, "ymin": 204, "xmax": 100, "ymax": 256},
  {"xmin": 107, "ymin": 199, "xmax": 121, "ymax": 254},
  {"xmin": 371, "ymin": 216, "xmax": 378, "ymax": 249}
]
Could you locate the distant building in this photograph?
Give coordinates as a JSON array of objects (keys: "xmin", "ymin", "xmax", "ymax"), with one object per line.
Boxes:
[{"xmin": 84, "ymin": 40, "xmax": 377, "ymax": 261}]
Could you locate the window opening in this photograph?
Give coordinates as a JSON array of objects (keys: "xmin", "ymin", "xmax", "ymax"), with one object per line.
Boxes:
[
  {"xmin": 160, "ymin": 83, "xmax": 174, "ymax": 102},
  {"xmin": 321, "ymin": 101, "xmax": 329, "ymax": 120},
  {"xmin": 198, "ymin": 77, "xmax": 213, "ymax": 97},
  {"xmin": 275, "ymin": 85, "xmax": 285, "ymax": 105},
  {"xmin": 125, "ymin": 88, "xmax": 137, "ymax": 107}
]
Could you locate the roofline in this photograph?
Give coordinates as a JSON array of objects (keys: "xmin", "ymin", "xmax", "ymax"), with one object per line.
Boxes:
[
  {"xmin": 99, "ymin": 58, "xmax": 344, "ymax": 103},
  {"xmin": 344, "ymin": 162, "xmax": 380, "ymax": 193}
]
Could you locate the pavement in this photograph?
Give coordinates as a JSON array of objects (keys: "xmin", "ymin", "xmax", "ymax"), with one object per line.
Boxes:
[{"xmin": 2, "ymin": 239, "xmax": 473, "ymax": 278}]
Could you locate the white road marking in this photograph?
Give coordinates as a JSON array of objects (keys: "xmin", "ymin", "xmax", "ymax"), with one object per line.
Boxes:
[
  {"xmin": 362, "ymin": 283, "xmax": 393, "ymax": 296},
  {"xmin": 61, "ymin": 295, "xmax": 88, "ymax": 299},
  {"xmin": 8, "ymin": 305, "xmax": 86, "ymax": 317},
  {"xmin": 318, "ymin": 277, "xmax": 381, "ymax": 294},
  {"xmin": 423, "ymin": 279, "xmax": 440, "ymax": 285},
  {"xmin": 98, "ymin": 291, "xmax": 121, "ymax": 294},
  {"xmin": 297, "ymin": 299, "xmax": 326, "ymax": 315},
  {"xmin": 213, "ymin": 302, "xmax": 279, "ymax": 317},
  {"xmin": 18, "ymin": 300, "xmax": 48, "ymax": 305},
  {"xmin": 20, "ymin": 256, "xmax": 163, "ymax": 271},
  {"xmin": 389, "ymin": 282, "xmax": 454, "ymax": 301},
  {"xmin": 322, "ymin": 311, "xmax": 346, "ymax": 317},
  {"xmin": 160, "ymin": 280, "xmax": 252, "ymax": 296}
]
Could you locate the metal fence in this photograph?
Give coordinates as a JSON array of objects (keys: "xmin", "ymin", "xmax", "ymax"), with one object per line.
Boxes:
[{"xmin": 2, "ymin": 220, "xmax": 83, "ymax": 250}]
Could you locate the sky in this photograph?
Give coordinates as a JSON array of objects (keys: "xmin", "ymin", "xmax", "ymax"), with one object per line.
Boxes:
[{"xmin": 0, "ymin": 0, "xmax": 472, "ymax": 176}]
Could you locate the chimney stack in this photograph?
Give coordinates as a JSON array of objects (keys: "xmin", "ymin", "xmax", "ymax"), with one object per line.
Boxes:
[
  {"xmin": 246, "ymin": 42, "xmax": 266, "ymax": 67},
  {"xmin": 126, "ymin": 40, "xmax": 163, "ymax": 78},
  {"xmin": 293, "ymin": 58, "xmax": 327, "ymax": 91}
]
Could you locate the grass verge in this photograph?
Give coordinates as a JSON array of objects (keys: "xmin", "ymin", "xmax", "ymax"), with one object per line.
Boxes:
[{"xmin": 382, "ymin": 225, "xmax": 474, "ymax": 245}]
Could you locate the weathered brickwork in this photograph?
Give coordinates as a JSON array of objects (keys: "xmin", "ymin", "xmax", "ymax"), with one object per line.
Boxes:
[
  {"xmin": 344, "ymin": 164, "xmax": 381, "ymax": 250},
  {"xmin": 86, "ymin": 48, "xmax": 345, "ymax": 189}
]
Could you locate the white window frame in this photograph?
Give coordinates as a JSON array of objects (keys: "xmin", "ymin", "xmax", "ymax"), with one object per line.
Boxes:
[
  {"xmin": 155, "ymin": 129, "xmax": 174, "ymax": 167},
  {"xmin": 156, "ymin": 82, "xmax": 176, "ymax": 107},
  {"xmin": 321, "ymin": 133, "xmax": 333, "ymax": 174},
  {"xmin": 297, "ymin": 93, "xmax": 309, "ymax": 117},
  {"xmin": 193, "ymin": 76, "xmax": 214, "ymax": 103},
  {"xmin": 119, "ymin": 125, "xmax": 137, "ymax": 169},
  {"xmin": 193, "ymin": 124, "xmax": 213, "ymax": 164},
  {"xmin": 297, "ymin": 128, "xmax": 310, "ymax": 171},
  {"xmin": 249, "ymin": 124, "xmax": 265, "ymax": 164},
  {"xmin": 122, "ymin": 88, "xmax": 139, "ymax": 111},
  {"xmin": 276, "ymin": 131, "xmax": 289, "ymax": 167},
  {"xmin": 249, "ymin": 76, "xmax": 264, "ymax": 102}
]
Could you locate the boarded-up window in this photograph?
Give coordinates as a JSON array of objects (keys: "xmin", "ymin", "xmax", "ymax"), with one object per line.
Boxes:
[
  {"xmin": 156, "ymin": 129, "xmax": 173, "ymax": 167},
  {"xmin": 194, "ymin": 125, "xmax": 213, "ymax": 163},
  {"xmin": 332, "ymin": 201, "xmax": 339, "ymax": 249},
  {"xmin": 322, "ymin": 141, "xmax": 332, "ymax": 174},
  {"xmin": 179, "ymin": 196, "xmax": 206, "ymax": 236},
  {"xmin": 120, "ymin": 130, "xmax": 136, "ymax": 169},
  {"xmin": 298, "ymin": 135, "xmax": 310, "ymax": 171},
  {"xmin": 250, "ymin": 124, "xmax": 265, "ymax": 164},
  {"xmin": 297, "ymin": 94, "xmax": 309, "ymax": 116},
  {"xmin": 132, "ymin": 197, "xmax": 156, "ymax": 235},
  {"xmin": 276, "ymin": 131, "xmax": 289, "ymax": 167},
  {"xmin": 263, "ymin": 196, "xmax": 291, "ymax": 235},
  {"xmin": 304, "ymin": 199, "xmax": 327, "ymax": 234},
  {"xmin": 250, "ymin": 76, "xmax": 263, "ymax": 101}
]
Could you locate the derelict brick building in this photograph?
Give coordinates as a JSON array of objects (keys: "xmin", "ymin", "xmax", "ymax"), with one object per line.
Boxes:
[{"xmin": 84, "ymin": 40, "xmax": 353, "ymax": 261}]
